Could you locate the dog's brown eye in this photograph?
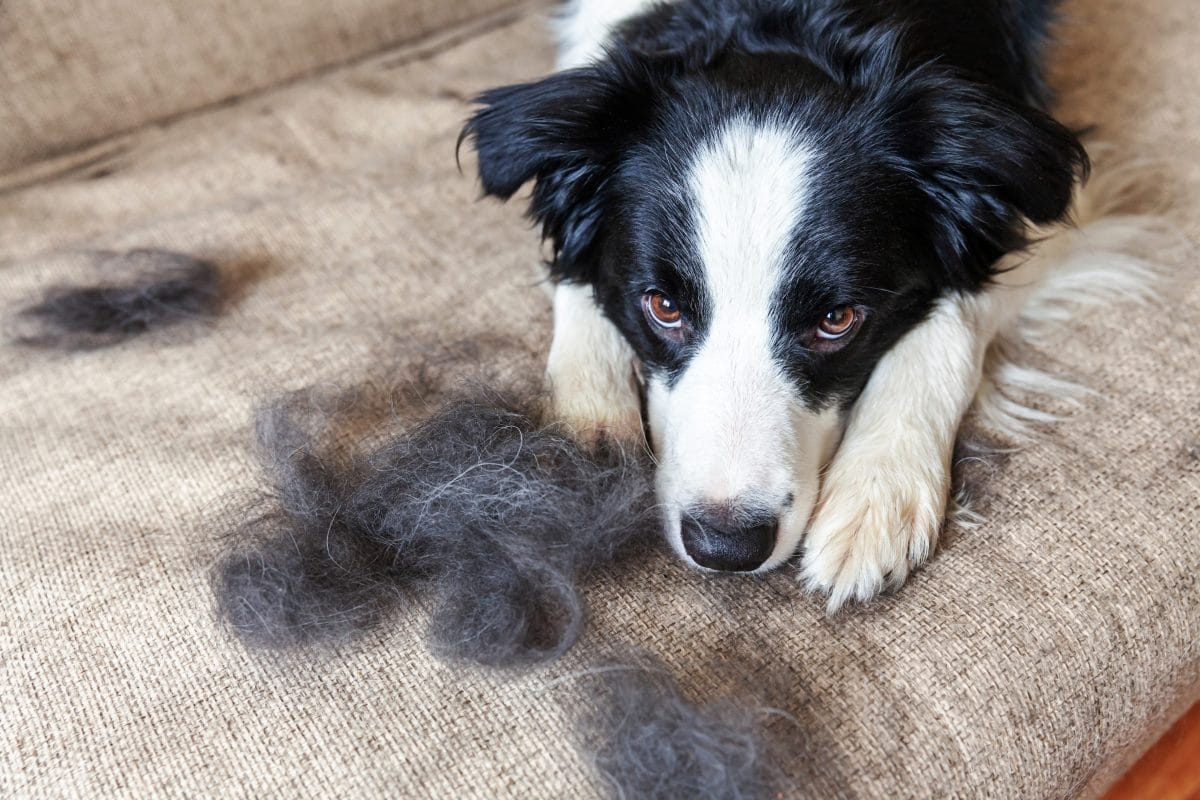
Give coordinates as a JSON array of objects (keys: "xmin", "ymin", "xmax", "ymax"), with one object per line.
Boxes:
[
  {"xmin": 643, "ymin": 291, "xmax": 682, "ymax": 329},
  {"xmin": 818, "ymin": 306, "xmax": 858, "ymax": 339}
]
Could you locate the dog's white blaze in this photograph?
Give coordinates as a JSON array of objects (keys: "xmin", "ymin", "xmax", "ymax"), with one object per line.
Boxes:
[{"xmin": 648, "ymin": 119, "xmax": 841, "ymax": 571}]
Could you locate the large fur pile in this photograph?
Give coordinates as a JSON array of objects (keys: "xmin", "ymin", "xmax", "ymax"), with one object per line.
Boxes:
[
  {"xmin": 212, "ymin": 381, "xmax": 789, "ymax": 794},
  {"xmin": 213, "ymin": 386, "xmax": 657, "ymax": 666},
  {"xmin": 13, "ymin": 249, "xmax": 222, "ymax": 349}
]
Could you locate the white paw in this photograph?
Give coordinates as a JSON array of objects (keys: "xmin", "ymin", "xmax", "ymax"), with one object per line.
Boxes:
[
  {"xmin": 545, "ymin": 283, "xmax": 644, "ymax": 446},
  {"xmin": 546, "ymin": 360, "xmax": 644, "ymax": 446},
  {"xmin": 800, "ymin": 448, "xmax": 949, "ymax": 612}
]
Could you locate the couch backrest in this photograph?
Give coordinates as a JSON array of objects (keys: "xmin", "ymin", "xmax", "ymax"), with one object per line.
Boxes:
[{"xmin": 0, "ymin": 0, "xmax": 518, "ymax": 175}]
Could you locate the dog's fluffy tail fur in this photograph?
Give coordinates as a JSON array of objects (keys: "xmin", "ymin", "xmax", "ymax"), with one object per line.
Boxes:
[
  {"xmin": 949, "ymin": 153, "xmax": 1190, "ymax": 527},
  {"xmin": 972, "ymin": 154, "xmax": 1189, "ymax": 444}
]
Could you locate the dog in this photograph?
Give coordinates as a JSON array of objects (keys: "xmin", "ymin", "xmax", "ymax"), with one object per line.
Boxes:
[{"xmin": 461, "ymin": 0, "xmax": 1092, "ymax": 610}]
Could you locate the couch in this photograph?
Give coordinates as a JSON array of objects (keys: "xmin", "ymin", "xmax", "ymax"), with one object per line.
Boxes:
[{"xmin": 2, "ymin": 0, "xmax": 1197, "ymax": 797}]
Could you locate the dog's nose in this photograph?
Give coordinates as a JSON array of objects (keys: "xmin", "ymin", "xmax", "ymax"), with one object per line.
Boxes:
[{"xmin": 680, "ymin": 506, "xmax": 778, "ymax": 572}]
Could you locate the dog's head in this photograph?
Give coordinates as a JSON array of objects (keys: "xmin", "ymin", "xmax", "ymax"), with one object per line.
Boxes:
[{"xmin": 461, "ymin": 31, "xmax": 1085, "ymax": 573}]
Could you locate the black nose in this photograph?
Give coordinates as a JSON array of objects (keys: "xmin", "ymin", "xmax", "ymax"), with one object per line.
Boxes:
[{"xmin": 679, "ymin": 506, "xmax": 778, "ymax": 572}]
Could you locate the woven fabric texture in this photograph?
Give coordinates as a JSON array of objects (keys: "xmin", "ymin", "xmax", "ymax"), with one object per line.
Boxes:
[
  {"xmin": 1, "ymin": 2, "xmax": 1197, "ymax": 798},
  {"xmin": 0, "ymin": 0, "xmax": 518, "ymax": 174}
]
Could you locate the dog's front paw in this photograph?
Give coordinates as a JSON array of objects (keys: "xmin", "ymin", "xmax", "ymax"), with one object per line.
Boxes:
[
  {"xmin": 546, "ymin": 354, "xmax": 644, "ymax": 447},
  {"xmin": 548, "ymin": 381, "xmax": 643, "ymax": 446},
  {"xmin": 800, "ymin": 450, "xmax": 948, "ymax": 612},
  {"xmin": 544, "ymin": 284, "xmax": 645, "ymax": 447}
]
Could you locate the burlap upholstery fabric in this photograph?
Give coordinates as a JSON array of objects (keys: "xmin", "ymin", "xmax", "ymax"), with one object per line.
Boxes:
[
  {"xmin": 1, "ymin": 2, "xmax": 1197, "ymax": 797},
  {"xmin": 0, "ymin": 0, "xmax": 518, "ymax": 174}
]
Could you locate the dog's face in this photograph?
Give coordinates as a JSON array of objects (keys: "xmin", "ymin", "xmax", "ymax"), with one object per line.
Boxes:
[
  {"xmin": 597, "ymin": 98, "xmax": 937, "ymax": 573},
  {"xmin": 464, "ymin": 47, "xmax": 1083, "ymax": 572}
]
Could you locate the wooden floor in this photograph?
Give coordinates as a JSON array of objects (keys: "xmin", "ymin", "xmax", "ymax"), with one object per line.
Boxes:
[{"xmin": 1104, "ymin": 702, "xmax": 1200, "ymax": 800}]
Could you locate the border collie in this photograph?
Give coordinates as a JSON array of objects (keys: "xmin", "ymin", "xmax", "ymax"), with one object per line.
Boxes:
[{"xmin": 462, "ymin": 0, "xmax": 1094, "ymax": 609}]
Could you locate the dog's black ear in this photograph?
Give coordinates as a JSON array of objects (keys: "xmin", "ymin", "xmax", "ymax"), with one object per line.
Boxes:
[
  {"xmin": 885, "ymin": 72, "xmax": 1089, "ymax": 277},
  {"xmin": 460, "ymin": 56, "xmax": 658, "ymax": 280}
]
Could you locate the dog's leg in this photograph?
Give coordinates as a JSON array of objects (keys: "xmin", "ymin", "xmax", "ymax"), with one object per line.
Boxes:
[
  {"xmin": 545, "ymin": 3, "xmax": 659, "ymax": 443},
  {"xmin": 800, "ymin": 292, "xmax": 991, "ymax": 611},
  {"xmin": 546, "ymin": 282, "xmax": 644, "ymax": 443},
  {"xmin": 801, "ymin": 243, "xmax": 1065, "ymax": 611}
]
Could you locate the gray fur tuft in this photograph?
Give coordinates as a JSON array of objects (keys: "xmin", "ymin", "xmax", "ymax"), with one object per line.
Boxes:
[
  {"xmin": 578, "ymin": 657, "xmax": 779, "ymax": 800},
  {"xmin": 13, "ymin": 249, "xmax": 222, "ymax": 349},
  {"xmin": 213, "ymin": 386, "xmax": 658, "ymax": 666}
]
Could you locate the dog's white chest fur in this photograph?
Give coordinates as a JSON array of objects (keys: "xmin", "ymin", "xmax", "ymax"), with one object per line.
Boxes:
[{"xmin": 555, "ymin": 0, "xmax": 666, "ymax": 68}]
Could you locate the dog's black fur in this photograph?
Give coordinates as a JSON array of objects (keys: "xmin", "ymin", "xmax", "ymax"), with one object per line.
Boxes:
[{"xmin": 462, "ymin": 0, "xmax": 1086, "ymax": 404}]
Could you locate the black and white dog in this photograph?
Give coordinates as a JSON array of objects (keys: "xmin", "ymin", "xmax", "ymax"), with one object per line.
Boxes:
[{"xmin": 462, "ymin": 0, "xmax": 1098, "ymax": 609}]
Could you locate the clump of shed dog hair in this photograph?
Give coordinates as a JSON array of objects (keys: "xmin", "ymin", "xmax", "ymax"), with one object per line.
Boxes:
[
  {"xmin": 12, "ymin": 249, "xmax": 222, "ymax": 349},
  {"xmin": 576, "ymin": 654, "xmax": 780, "ymax": 800},
  {"xmin": 213, "ymin": 396, "xmax": 400, "ymax": 649},
  {"xmin": 213, "ymin": 381, "xmax": 657, "ymax": 665}
]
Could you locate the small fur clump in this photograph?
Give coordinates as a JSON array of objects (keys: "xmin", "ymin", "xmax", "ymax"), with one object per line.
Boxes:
[
  {"xmin": 13, "ymin": 249, "xmax": 221, "ymax": 349},
  {"xmin": 213, "ymin": 388, "xmax": 657, "ymax": 665},
  {"xmin": 578, "ymin": 658, "xmax": 778, "ymax": 800}
]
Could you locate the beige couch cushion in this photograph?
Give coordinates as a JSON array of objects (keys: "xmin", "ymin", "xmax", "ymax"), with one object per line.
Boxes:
[
  {"xmin": 0, "ymin": 0, "xmax": 519, "ymax": 174},
  {"xmin": 1, "ymin": 2, "xmax": 1197, "ymax": 798}
]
